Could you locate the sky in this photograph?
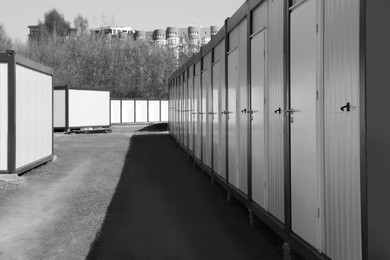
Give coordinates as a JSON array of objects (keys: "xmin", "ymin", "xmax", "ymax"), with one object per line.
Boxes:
[{"xmin": 0, "ymin": 0, "xmax": 245, "ymax": 42}]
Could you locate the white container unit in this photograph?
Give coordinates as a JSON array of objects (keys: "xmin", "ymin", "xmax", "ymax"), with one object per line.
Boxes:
[
  {"xmin": 0, "ymin": 51, "xmax": 53, "ymax": 174},
  {"xmin": 54, "ymin": 85, "xmax": 111, "ymax": 131}
]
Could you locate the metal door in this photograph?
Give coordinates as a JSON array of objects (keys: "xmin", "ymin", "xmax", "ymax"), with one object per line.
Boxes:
[
  {"xmin": 206, "ymin": 68, "xmax": 213, "ymax": 169},
  {"xmin": 195, "ymin": 75, "xmax": 202, "ymax": 160},
  {"xmin": 251, "ymin": 30, "xmax": 267, "ymax": 209},
  {"xmin": 193, "ymin": 76, "xmax": 199, "ymax": 157},
  {"xmin": 201, "ymin": 69, "xmax": 208, "ymax": 166},
  {"xmin": 188, "ymin": 77, "xmax": 194, "ymax": 152},
  {"xmin": 290, "ymin": 0, "xmax": 320, "ymax": 249},
  {"xmin": 227, "ymin": 49, "xmax": 239, "ymax": 188},
  {"xmin": 212, "ymin": 62, "xmax": 220, "ymax": 174},
  {"xmin": 184, "ymin": 78, "xmax": 188, "ymax": 148}
]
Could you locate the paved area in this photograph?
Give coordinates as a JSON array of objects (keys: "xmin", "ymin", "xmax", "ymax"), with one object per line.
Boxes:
[{"xmin": 87, "ymin": 134, "xmax": 284, "ymax": 260}]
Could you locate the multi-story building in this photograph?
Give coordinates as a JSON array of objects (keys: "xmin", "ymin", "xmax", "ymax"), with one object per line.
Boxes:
[
  {"xmin": 28, "ymin": 23, "xmax": 221, "ymax": 49},
  {"xmin": 90, "ymin": 26, "xmax": 134, "ymax": 39},
  {"xmin": 28, "ymin": 25, "xmax": 44, "ymax": 41}
]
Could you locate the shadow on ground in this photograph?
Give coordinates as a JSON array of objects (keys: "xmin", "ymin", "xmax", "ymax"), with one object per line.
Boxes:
[
  {"xmin": 86, "ymin": 133, "xmax": 284, "ymax": 260},
  {"xmin": 137, "ymin": 123, "xmax": 168, "ymax": 132}
]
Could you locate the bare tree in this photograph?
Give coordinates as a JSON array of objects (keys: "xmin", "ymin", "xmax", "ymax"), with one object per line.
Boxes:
[{"xmin": 0, "ymin": 24, "xmax": 12, "ymax": 51}]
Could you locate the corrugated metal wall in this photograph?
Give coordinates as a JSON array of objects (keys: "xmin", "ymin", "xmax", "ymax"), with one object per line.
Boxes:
[
  {"xmin": 252, "ymin": 0, "xmax": 268, "ymax": 32},
  {"xmin": 69, "ymin": 90, "xmax": 110, "ymax": 128},
  {"xmin": 122, "ymin": 100, "xmax": 135, "ymax": 123},
  {"xmin": 15, "ymin": 65, "xmax": 52, "ymax": 169},
  {"xmin": 323, "ymin": 0, "xmax": 362, "ymax": 259},
  {"xmin": 267, "ymin": 0, "xmax": 285, "ymax": 223},
  {"xmin": 0, "ymin": 63, "xmax": 8, "ymax": 171},
  {"xmin": 111, "ymin": 100, "xmax": 121, "ymax": 124},
  {"xmin": 54, "ymin": 90, "xmax": 66, "ymax": 128}
]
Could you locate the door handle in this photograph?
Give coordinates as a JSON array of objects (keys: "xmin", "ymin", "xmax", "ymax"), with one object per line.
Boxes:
[
  {"xmin": 208, "ymin": 112, "xmax": 217, "ymax": 115},
  {"xmin": 274, "ymin": 107, "xmax": 281, "ymax": 114},
  {"xmin": 340, "ymin": 102, "xmax": 350, "ymax": 112},
  {"xmin": 247, "ymin": 109, "xmax": 255, "ymax": 114},
  {"xmin": 241, "ymin": 108, "xmax": 247, "ymax": 113},
  {"xmin": 285, "ymin": 109, "xmax": 295, "ymax": 114}
]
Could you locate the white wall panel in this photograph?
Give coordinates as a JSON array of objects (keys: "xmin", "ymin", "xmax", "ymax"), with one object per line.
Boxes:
[
  {"xmin": 160, "ymin": 100, "xmax": 168, "ymax": 122},
  {"xmin": 0, "ymin": 63, "xmax": 8, "ymax": 171},
  {"xmin": 122, "ymin": 100, "xmax": 135, "ymax": 123},
  {"xmin": 148, "ymin": 100, "xmax": 160, "ymax": 122},
  {"xmin": 267, "ymin": 0, "xmax": 285, "ymax": 223},
  {"xmin": 110, "ymin": 100, "xmax": 121, "ymax": 124},
  {"xmin": 69, "ymin": 89, "xmax": 110, "ymax": 128},
  {"xmin": 135, "ymin": 100, "xmax": 148, "ymax": 122},
  {"xmin": 15, "ymin": 65, "xmax": 52, "ymax": 169},
  {"xmin": 54, "ymin": 90, "xmax": 66, "ymax": 128},
  {"xmin": 324, "ymin": 0, "xmax": 361, "ymax": 259}
]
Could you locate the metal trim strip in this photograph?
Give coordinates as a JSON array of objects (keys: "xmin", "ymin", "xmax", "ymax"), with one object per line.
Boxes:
[{"xmin": 250, "ymin": 26, "xmax": 267, "ymax": 39}]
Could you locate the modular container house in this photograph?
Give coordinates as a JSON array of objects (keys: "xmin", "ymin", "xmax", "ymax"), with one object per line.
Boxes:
[
  {"xmin": 110, "ymin": 99, "xmax": 168, "ymax": 124},
  {"xmin": 168, "ymin": 0, "xmax": 390, "ymax": 259},
  {"xmin": 0, "ymin": 50, "xmax": 53, "ymax": 175},
  {"xmin": 54, "ymin": 85, "xmax": 111, "ymax": 132}
]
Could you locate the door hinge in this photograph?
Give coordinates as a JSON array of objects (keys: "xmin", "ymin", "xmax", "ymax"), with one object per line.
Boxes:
[
  {"xmin": 316, "ymin": 90, "xmax": 319, "ymax": 100},
  {"xmin": 316, "ymin": 24, "xmax": 319, "ymax": 33},
  {"xmin": 317, "ymin": 208, "xmax": 320, "ymax": 218},
  {"xmin": 263, "ymin": 50, "xmax": 266, "ymax": 58}
]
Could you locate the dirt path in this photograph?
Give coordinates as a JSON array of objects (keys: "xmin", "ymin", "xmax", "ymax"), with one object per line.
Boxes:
[{"xmin": 0, "ymin": 125, "xmax": 144, "ymax": 260}]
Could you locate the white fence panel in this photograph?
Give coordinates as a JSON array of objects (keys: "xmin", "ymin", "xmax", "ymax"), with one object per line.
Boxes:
[
  {"xmin": 110, "ymin": 100, "xmax": 121, "ymax": 124},
  {"xmin": 135, "ymin": 100, "xmax": 148, "ymax": 122},
  {"xmin": 122, "ymin": 100, "xmax": 135, "ymax": 123}
]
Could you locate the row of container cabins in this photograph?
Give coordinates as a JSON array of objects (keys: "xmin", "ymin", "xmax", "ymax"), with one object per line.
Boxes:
[
  {"xmin": 168, "ymin": 0, "xmax": 390, "ymax": 259},
  {"xmin": 0, "ymin": 51, "xmax": 167, "ymax": 176},
  {"xmin": 54, "ymin": 86, "xmax": 168, "ymax": 131}
]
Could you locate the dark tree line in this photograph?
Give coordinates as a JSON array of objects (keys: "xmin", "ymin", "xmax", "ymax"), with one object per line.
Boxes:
[{"xmin": 0, "ymin": 9, "xmax": 196, "ymax": 99}]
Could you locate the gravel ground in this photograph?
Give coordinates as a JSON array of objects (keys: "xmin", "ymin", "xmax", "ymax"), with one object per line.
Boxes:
[{"xmin": 0, "ymin": 125, "xmax": 145, "ymax": 260}]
